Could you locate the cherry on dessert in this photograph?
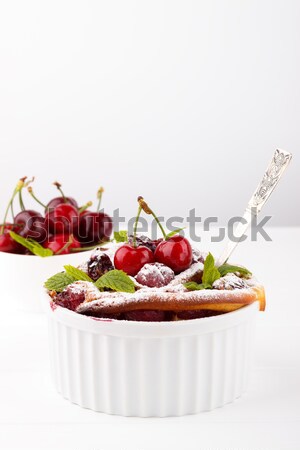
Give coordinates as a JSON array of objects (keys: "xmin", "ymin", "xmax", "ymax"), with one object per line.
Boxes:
[
  {"xmin": 154, "ymin": 235, "xmax": 192, "ymax": 273},
  {"xmin": 135, "ymin": 196, "xmax": 192, "ymax": 273},
  {"xmin": 45, "ymin": 203, "xmax": 78, "ymax": 234},
  {"xmin": 87, "ymin": 252, "xmax": 114, "ymax": 281},
  {"xmin": 76, "ymin": 212, "xmax": 113, "ymax": 245},
  {"xmin": 14, "ymin": 210, "xmax": 48, "ymax": 243},
  {"xmin": 135, "ymin": 262, "xmax": 175, "ymax": 288},
  {"xmin": 114, "ymin": 244, "xmax": 154, "ymax": 276},
  {"xmin": 128, "ymin": 234, "xmax": 163, "ymax": 252},
  {"xmin": 44, "ymin": 233, "xmax": 81, "ymax": 254},
  {"xmin": 55, "ymin": 285, "xmax": 85, "ymax": 310}
]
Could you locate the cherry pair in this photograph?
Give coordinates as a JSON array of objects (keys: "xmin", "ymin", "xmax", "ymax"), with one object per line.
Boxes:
[{"xmin": 114, "ymin": 197, "xmax": 192, "ymax": 276}]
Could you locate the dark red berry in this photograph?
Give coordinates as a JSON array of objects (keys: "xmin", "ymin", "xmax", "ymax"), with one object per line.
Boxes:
[
  {"xmin": 135, "ymin": 262, "xmax": 174, "ymax": 288},
  {"xmin": 154, "ymin": 235, "xmax": 192, "ymax": 273},
  {"xmin": 114, "ymin": 243, "xmax": 154, "ymax": 276},
  {"xmin": 44, "ymin": 233, "xmax": 81, "ymax": 254},
  {"xmin": 45, "ymin": 204, "xmax": 78, "ymax": 235},
  {"xmin": 124, "ymin": 310, "xmax": 166, "ymax": 322},
  {"xmin": 55, "ymin": 285, "xmax": 86, "ymax": 311},
  {"xmin": 14, "ymin": 210, "xmax": 47, "ymax": 243},
  {"xmin": 0, "ymin": 229, "xmax": 22, "ymax": 253},
  {"xmin": 87, "ymin": 252, "xmax": 114, "ymax": 281},
  {"xmin": 46, "ymin": 196, "xmax": 78, "ymax": 211},
  {"xmin": 76, "ymin": 212, "xmax": 113, "ymax": 245}
]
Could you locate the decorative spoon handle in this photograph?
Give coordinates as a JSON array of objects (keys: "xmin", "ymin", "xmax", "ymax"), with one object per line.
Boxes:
[{"xmin": 216, "ymin": 149, "xmax": 292, "ymax": 267}]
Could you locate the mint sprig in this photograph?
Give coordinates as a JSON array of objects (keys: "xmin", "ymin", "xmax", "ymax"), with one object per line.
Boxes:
[
  {"xmin": 9, "ymin": 231, "xmax": 53, "ymax": 257},
  {"xmin": 114, "ymin": 230, "xmax": 128, "ymax": 243},
  {"xmin": 64, "ymin": 265, "xmax": 93, "ymax": 282},
  {"xmin": 184, "ymin": 281, "xmax": 205, "ymax": 291},
  {"xmin": 184, "ymin": 253, "xmax": 252, "ymax": 292},
  {"xmin": 202, "ymin": 253, "xmax": 221, "ymax": 287},
  {"xmin": 44, "ymin": 272, "xmax": 76, "ymax": 292},
  {"xmin": 94, "ymin": 269, "xmax": 135, "ymax": 293},
  {"xmin": 218, "ymin": 263, "xmax": 252, "ymax": 278},
  {"xmin": 45, "ymin": 266, "xmax": 135, "ymax": 294},
  {"xmin": 184, "ymin": 253, "xmax": 220, "ymax": 291}
]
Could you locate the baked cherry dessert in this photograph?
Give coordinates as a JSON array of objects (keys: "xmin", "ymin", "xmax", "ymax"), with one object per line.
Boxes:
[
  {"xmin": 45, "ymin": 197, "xmax": 265, "ymax": 322},
  {"xmin": 0, "ymin": 178, "xmax": 113, "ymax": 256}
]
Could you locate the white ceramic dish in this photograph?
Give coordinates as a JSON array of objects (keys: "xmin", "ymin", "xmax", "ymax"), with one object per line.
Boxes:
[
  {"xmin": 43, "ymin": 291, "xmax": 259, "ymax": 417},
  {"xmin": 0, "ymin": 251, "xmax": 92, "ymax": 313}
]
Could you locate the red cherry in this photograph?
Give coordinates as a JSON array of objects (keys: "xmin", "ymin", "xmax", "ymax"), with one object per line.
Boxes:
[
  {"xmin": 45, "ymin": 204, "xmax": 78, "ymax": 234},
  {"xmin": 14, "ymin": 210, "xmax": 47, "ymax": 243},
  {"xmin": 44, "ymin": 233, "xmax": 81, "ymax": 255},
  {"xmin": 154, "ymin": 235, "xmax": 192, "ymax": 273},
  {"xmin": 55, "ymin": 285, "xmax": 85, "ymax": 310},
  {"xmin": 80, "ymin": 209, "xmax": 91, "ymax": 217},
  {"xmin": 75, "ymin": 212, "xmax": 113, "ymax": 245},
  {"xmin": 46, "ymin": 196, "xmax": 78, "ymax": 211},
  {"xmin": 114, "ymin": 244, "xmax": 154, "ymax": 276},
  {"xmin": 0, "ymin": 227, "xmax": 24, "ymax": 253}
]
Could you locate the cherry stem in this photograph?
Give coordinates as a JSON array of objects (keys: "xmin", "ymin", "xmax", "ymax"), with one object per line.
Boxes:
[
  {"xmin": 10, "ymin": 202, "xmax": 15, "ymax": 221},
  {"xmin": 55, "ymin": 235, "xmax": 73, "ymax": 255},
  {"xmin": 150, "ymin": 210, "xmax": 167, "ymax": 239},
  {"xmin": 97, "ymin": 187, "xmax": 104, "ymax": 212},
  {"xmin": 53, "ymin": 182, "xmax": 67, "ymax": 203},
  {"xmin": 137, "ymin": 197, "xmax": 167, "ymax": 239},
  {"xmin": 79, "ymin": 201, "xmax": 92, "ymax": 213},
  {"xmin": 0, "ymin": 178, "xmax": 26, "ymax": 234},
  {"xmin": 27, "ymin": 187, "xmax": 47, "ymax": 209},
  {"xmin": 19, "ymin": 190, "xmax": 25, "ymax": 211},
  {"xmin": 133, "ymin": 205, "xmax": 142, "ymax": 247}
]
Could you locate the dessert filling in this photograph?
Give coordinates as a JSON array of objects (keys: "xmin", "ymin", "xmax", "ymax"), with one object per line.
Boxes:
[{"xmin": 46, "ymin": 234, "xmax": 265, "ymax": 322}]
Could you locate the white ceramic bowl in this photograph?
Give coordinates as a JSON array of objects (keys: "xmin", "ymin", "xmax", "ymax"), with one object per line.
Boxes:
[
  {"xmin": 43, "ymin": 292, "xmax": 259, "ymax": 417},
  {"xmin": 0, "ymin": 251, "xmax": 92, "ymax": 313}
]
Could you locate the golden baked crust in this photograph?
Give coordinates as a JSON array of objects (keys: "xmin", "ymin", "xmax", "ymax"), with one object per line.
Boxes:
[{"xmin": 77, "ymin": 284, "xmax": 265, "ymax": 316}]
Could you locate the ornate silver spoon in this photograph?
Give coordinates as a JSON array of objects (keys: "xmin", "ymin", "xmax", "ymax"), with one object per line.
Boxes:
[{"xmin": 216, "ymin": 149, "xmax": 292, "ymax": 266}]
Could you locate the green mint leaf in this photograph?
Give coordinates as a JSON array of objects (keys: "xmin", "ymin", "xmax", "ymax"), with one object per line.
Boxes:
[
  {"xmin": 94, "ymin": 269, "xmax": 135, "ymax": 293},
  {"xmin": 182, "ymin": 253, "xmax": 221, "ymax": 291},
  {"xmin": 64, "ymin": 265, "xmax": 93, "ymax": 282},
  {"xmin": 218, "ymin": 263, "xmax": 252, "ymax": 278},
  {"xmin": 114, "ymin": 230, "xmax": 128, "ymax": 243},
  {"xmin": 27, "ymin": 239, "xmax": 54, "ymax": 257},
  {"xmin": 44, "ymin": 272, "xmax": 76, "ymax": 292},
  {"xmin": 9, "ymin": 231, "xmax": 53, "ymax": 257},
  {"xmin": 184, "ymin": 281, "xmax": 205, "ymax": 291},
  {"xmin": 165, "ymin": 227, "xmax": 186, "ymax": 239},
  {"xmin": 202, "ymin": 253, "xmax": 221, "ymax": 287}
]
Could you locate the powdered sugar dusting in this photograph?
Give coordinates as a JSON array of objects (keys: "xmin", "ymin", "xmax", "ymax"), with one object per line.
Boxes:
[
  {"xmin": 213, "ymin": 273, "xmax": 249, "ymax": 290},
  {"xmin": 49, "ymin": 241, "xmax": 264, "ymax": 317}
]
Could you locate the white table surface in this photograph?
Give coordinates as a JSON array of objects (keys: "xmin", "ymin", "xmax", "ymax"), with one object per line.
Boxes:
[{"xmin": 1, "ymin": 227, "xmax": 299, "ymax": 450}]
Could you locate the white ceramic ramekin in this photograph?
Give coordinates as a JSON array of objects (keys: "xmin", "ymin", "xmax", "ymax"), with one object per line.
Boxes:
[
  {"xmin": 43, "ymin": 292, "xmax": 259, "ymax": 417},
  {"xmin": 0, "ymin": 251, "xmax": 92, "ymax": 313}
]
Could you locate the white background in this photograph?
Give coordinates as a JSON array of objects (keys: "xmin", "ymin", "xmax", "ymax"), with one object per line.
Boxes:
[
  {"xmin": 0, "ymin": 0, "xmax": 299, "ymax": 226},
  {"xmin": 0, "ymin": 2, "xmax": 300, "ymax": 449}
]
